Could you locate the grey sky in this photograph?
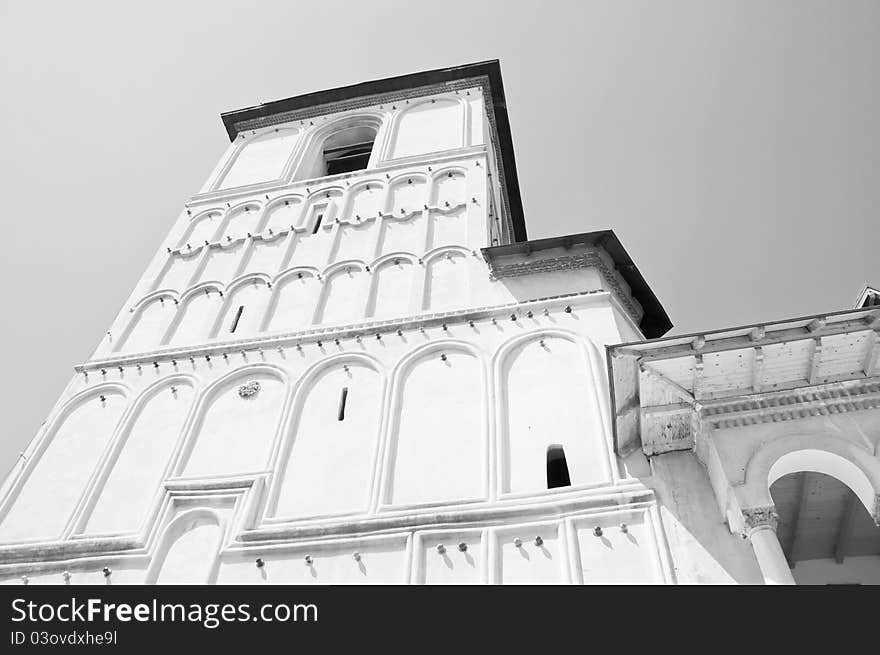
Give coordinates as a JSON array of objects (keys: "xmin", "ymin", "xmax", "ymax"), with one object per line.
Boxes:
[{"xmin": 1, "ymin": 0, "xmax": 877, "ymax": 476}]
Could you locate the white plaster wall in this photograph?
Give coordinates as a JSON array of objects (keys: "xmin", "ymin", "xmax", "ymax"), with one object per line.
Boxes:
[
  {"xmin": 502, "ymin": 336, "xmax": 609, "ymax": 494},
  {"xmin": 416, "ymin": 529, "xmax": 483, "ymax": 584},
  {"xmin": 387, "ymin": 349, "xmax": 485, "ymax": 507},
  {"xmin": 154, "ymin": 517, "xmax": 223, "ymax": 584},
  {"xmin": 273, "ymin": 362, "xmax": 381, "ymax": 519},
  {"xmin": 493, "ymin": 522, "xmax": 565, "ymax": 584},
  {"xmin": 217, "ymin": 538, "xmax": 408, "ymax": 584},
  {"xmin": 389, "ymin": 99, "xmax": 464, "ymax": 159},
  {"xmin": 85, "ymin": 382, "xmax": 194, "ymax": 535},
  {"xmin": 165, "ymin": 290, "xmax": 224, "ymax": 345},
  {"xmin": 155, "ymin": 251, "xmax": 201, "ymax": 291},
  {"xmin": 218, "ymin": 129, "xmax": 300, "ymax": 190},
  {"xmin": 573, "ymin": 512, "xmax": 664, "ymax": 584},
  {"xmin": 0, "ymin": 391, "xmax": 127, "ymax": 543},
  {"xmin": 116, "ymin": 297, "xmax": 176, "ymax": 353},
  {"xmin": 264, "ymin": 272, "xmax": 320, "ymax": 331},
  {"xmin": 180, "ymin": 372, "xmax": 285, "ymax": 478}
]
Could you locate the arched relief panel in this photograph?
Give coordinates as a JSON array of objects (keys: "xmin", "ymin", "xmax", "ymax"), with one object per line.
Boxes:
[
  {"xmin": 0, "ymin": 388, "xmax": 128, "ymax": 543},
  {"xmin": 427, "ymin": 206, "xmax": 468, "ymax": 250},
  {"xmin": 155, "ymin": 251, "xmax": 202, "ymax": 292},
  {"xmin": 431, "ymin": 170, "xmax": 467, "ymax": 207},
  {"xmin": 218, "ymin": 128, "xmax": 300, "ymax": 190},
  {"xmin": 368, "ymin": 257, "xmax": 416, "ymax": 319},
  {"xmin": 84, "ymin": 381, "xmax": 195, "ymax": 536},
  {"xmin": 315, "ymin": 265, "xmax": 368, "ymax": 325},
  {"xmin": 343, "ymin": 183, "xmax": 383, "ymax": 221},
  {"xmin": 240, "ymin": 234, "xmax": 291, "ymax": 278},
  {"xmin": 116, "ymin": 295, "xmax": 177, "ymax": 353},
  {"xmin": 264, "ymin": 270, "xmax": 321, "ymax": 332},
  {"xmin": 423, "ymin": 250, "xmax": 469, "ymax": 312},
  {"xmin": 196, "ymin": 242, "xmax": 246, "ymax": 286},
  {"xmin": 273, "ymin": 360, "xmax": 383, "ymax": 520},
  {"xmin": 389, "ymin": 98, "xmax": 465, "ymax": 158},
  {"xmin": 387, "ymin": 176, "xmax": 427, "ymax": 215},
  {"xmin": 500, "ymin": 334, "xmax": 610, "ymax": 495},
  {"xmin": 211, "ymin": 278, "xmax": 271, "ymax": 338},
  {"xmin": 264, "ymin": 197, "xmax": 303, "ymax": 233},
  {"xmin": 379, "ymin": 215, "xmax": 424, "ymax": 256},
  {"xmin": 386, "ymin": 345, "xmax": 486, "ymax": 507},
  {"xmin": 220, "ymin": 203, "xmax": 262, "ymax": 242},
  {"xmin": 180, "ymin": 369, "xmax": 286, "ymax": 478},
  {"xmin": 331, "ymin": 219, "xmax": 376, "ymax": 263},
  {"xmin": 149, "ymin": 510, "xmax": 223, "ymax": 584},
  {"xmin": 164, "ymin": 287, "xmax": 224, "ymax": 346},
  {"xmin": 179, "ymin": 210, "xmax": 223, "ymax": 248}
]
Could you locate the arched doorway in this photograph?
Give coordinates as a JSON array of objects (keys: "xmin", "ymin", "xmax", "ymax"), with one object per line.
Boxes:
[{"xmin": 771, "ymin": 472, "xmax": 880, "ymax": 584}]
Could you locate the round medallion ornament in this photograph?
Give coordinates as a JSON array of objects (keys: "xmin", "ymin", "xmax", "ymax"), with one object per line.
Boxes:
[{"xmin": 238, "ymin": 380, "xmax": 261, "ymax": 398}]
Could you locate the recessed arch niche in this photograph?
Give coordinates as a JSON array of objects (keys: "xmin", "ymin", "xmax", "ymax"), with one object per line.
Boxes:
[
  {"xmin": 84, "ymin": 380, "xmax": 195, "ymax": 535},
  {"xmin": 148, "ymin": 510, "xmax": 223, "ymax": 584},
  {"xmin": 389, "ymin": 99, "xmax": 464, "ymax": 158},
  {"xmin": 0, "ymin": 388, "xmax": 127, "ymax": 542},
  {"xmin": 180, "ymin": 369, "xmax": 286, "ymax": 478},
  {"xmin": 386, "ymin": 346, "xmax": 486, "ymax": 507},
  {"xmin": 116, "ymin": 295, "xmax": 177, "ymax": 353},
  {"xmin": 263, "ymin": 271, "xmax": 321, "ymax": 332},
  {"xmin": 499, "ymin": 334, "xmax": 609, "ymax": 494},
  {"xmin": 272, "ymin": 360, "xmax": 383, "ymax": 519},
  {"xmin": 218, "ymin": 128, "xmax": 300, "ymax": 190}
]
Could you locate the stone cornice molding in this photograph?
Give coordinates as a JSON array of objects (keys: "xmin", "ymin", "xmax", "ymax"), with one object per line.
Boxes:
[
  {"xmin": 78, "ymin": 289, "xmax": 616, "ymax": 372},
  {"xmin": 486, "ymin": 250, "xmax": 644, "ymax": 325},
  {"xmin": 701, "ymin": 379, "xmax": 880, "ymax": 429},
  {"xmin": 231, "ymin": 78, "xmax": 486, "ymax": 135},
  {"xmin": 0, "ymin": 487, "xmax": 654, "ymax": 570}
]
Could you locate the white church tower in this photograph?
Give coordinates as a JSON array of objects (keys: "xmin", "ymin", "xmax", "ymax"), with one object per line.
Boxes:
[{"xmin": 0, "ymin": 61, "xmax": 678, "ymax": 584}]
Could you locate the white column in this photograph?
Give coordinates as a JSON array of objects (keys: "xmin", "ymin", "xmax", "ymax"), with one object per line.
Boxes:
[{"xmin": 743, "ymin": 506, "xmax": 796, "ymax": 586}]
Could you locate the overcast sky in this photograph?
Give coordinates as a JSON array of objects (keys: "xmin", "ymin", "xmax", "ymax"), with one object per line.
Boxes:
[{"xmin": 0, "ymin": 0, "xmax": 877, "ymax": 476}]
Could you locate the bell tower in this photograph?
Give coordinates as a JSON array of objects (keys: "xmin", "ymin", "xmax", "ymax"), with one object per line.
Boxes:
[{"xmin": 0, "ymin": 61, "xmax": 674, "ymax": 585}]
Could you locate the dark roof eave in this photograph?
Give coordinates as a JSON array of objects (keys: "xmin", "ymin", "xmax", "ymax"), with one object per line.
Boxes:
[{"xmin": 481, "ymin": 229, "xmax": 672, "ymax": 338}]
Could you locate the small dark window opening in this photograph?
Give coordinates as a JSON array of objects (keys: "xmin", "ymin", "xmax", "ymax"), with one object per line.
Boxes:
[
  {"xmin": 546, "ymin": 444, "xmax": 571, "ymax": 489},
  {"xmin": 324, "ymin": 140, "xmax": 374, "ymax": 176},
  {"xmin": 337, "ymin": 387, "xmax": 349, "ymax": 421},
  {"xmin": 312, "ymin": 213, "xmax": 323, "ymax": 235},
  {"xmin": 229, "ymin": 305, "xmax": 244, "ymax": 333}
]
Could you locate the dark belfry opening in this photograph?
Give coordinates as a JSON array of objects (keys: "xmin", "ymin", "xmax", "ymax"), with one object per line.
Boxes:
[
  {"xmin": 337, "ymin": 387, "xmax": 349, "ymax": 421},
  {"xmin": 312, "ymin": 214, "xmax": 323, "ymax": 235},
  {"xmin": 229, "ymin": 305, "xmax": 244, "ymax": 333},
  {"xmin": 546, "ymin": 444, "xmax": 571, "ymax": 489},
  {"xmin": 322, "ymin": 126, "xmax": 376, "ymax": 176}
]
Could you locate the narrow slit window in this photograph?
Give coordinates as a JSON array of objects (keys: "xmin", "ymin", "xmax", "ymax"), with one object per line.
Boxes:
[
  {"xmin": 337, "ymin": 387, "xmax": 349, "ymax": 421},
  {"xmin": 312, "ymin": 213, "xmax": 323, "ymax": 234},
  {"xmin": 229, "ymin": 305, "xmax": 244, "ymax": 333},
  {"xmin": 546, "ymin": 444, "xmax": 571, "ymax": 489}
]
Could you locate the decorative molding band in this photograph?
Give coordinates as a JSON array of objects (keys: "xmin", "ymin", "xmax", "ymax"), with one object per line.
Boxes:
[
  {"xmin": 486, "ymin": 251, "xmax": 643, "ymax": 325},
  {"xmin": 78, "ymin": 289, "xmax": 615, "ymax": 372},
  {"xmin": 0, "ymin": 487, "xmax": 655, "ymax": 571},
  {"xmin": 742, "ymin": 505, "xmax": 779, "ymax": 533},
  {"xmin": 701, "ymin": 379, "xmax": 880, "ymax": 429}
]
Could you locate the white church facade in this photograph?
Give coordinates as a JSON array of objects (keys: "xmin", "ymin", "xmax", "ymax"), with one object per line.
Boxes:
[{"xmin": 0, "ymin": 61, "xmax": 877, "ymax": 584}]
